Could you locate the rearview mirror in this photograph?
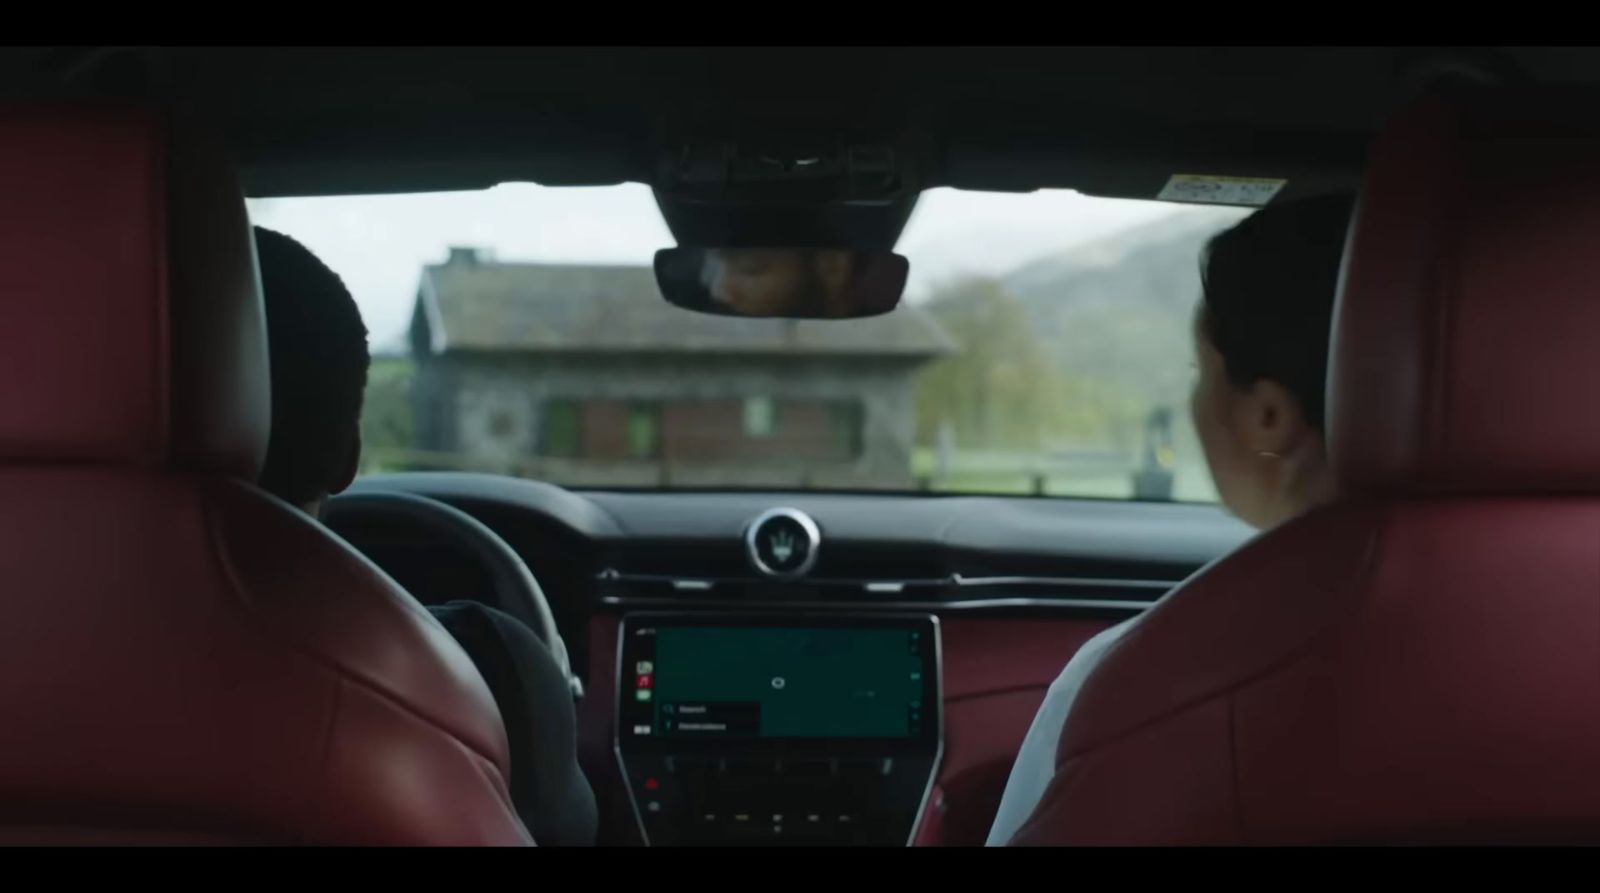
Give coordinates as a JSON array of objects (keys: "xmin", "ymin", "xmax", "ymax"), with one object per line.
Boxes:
[{"xmin": 654, "ymin": 247, "xmax": 909, "ymax": 319}]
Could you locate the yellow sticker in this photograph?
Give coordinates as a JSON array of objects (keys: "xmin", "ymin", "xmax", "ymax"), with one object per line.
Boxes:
[{"xmin": 1157, "ymin": 174, "xmax": 1286, "ymax": 206}]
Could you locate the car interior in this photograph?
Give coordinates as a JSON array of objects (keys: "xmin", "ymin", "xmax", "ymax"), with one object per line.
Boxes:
[{"xmin": 2, "ymin": 46, "xmax": 1599, "ymax": 846}]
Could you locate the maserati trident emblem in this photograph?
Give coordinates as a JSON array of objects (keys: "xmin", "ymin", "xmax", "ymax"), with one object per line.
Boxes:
[
  {"xmin": 745, "ymin": 507, "xmax": 821, "ymax": 579},
  {"xmin": 770, "ymin": 528, "xmax": 797, "ymax": 563}
]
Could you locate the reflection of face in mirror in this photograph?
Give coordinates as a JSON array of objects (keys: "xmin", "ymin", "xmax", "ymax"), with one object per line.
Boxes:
[
  {"xmin": 655, "ymin": 246, "xmax": 908, "ymax": 319},
  {"xmin": 702, "ymin": 248, "xmax": 861, "ymax": 319}
]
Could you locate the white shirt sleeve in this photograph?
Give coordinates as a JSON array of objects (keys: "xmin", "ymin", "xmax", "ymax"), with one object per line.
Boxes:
[{"xmin": 984, "ymin": 618, "xmax": 1132, "ymax": 846}]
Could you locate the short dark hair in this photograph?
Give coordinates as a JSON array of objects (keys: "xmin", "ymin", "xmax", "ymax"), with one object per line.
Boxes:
[
  {"xmin": 253, "ymin": 226, "xmax": 370, "ymax": 506},
  {"xmin": 1199, "ymin": 193, "xmax": 1356, "ymax": 432}
]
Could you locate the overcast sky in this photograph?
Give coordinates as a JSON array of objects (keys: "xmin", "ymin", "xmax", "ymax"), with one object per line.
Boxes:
[{"xmin": 247, "ymin": 185, "xmax": 1219, "ymax": 347}]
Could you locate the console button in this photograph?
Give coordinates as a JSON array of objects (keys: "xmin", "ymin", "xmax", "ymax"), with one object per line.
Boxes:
[
  {"xmin": 669, "ymin": 757, "xmax": 708, "ymax": 782},
  {"xmin": 724, "ymin": 758, "xmax": 778, "ymax": 777},
  {"xmin": 786, "ymin": 759, "xmax": 834, "ymax": 779},
  {"xmin": 837, "ymin": 758, "xmax": 884, "ymax": 778}
]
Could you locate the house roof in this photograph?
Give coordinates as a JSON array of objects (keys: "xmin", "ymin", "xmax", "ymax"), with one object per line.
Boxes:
[{"xmin": 415, "ymin": 255, "xmax": 956, "ymax": 358}]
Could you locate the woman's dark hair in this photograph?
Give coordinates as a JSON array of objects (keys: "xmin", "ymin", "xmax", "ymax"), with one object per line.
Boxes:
[{"xmin": 1199, "ymin": 193, "xmax": 1357, "ymax": 432}]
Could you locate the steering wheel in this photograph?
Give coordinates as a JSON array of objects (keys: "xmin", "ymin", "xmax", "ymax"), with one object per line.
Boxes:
[{"xmin": 320, "ymin": 490, "xmax": 581, "ymax": 699}]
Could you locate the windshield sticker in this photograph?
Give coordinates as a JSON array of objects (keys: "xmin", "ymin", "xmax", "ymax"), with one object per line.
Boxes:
[{"xmin": 1157, "ymin": 175, "xmax": 1286, "ymax": 206}]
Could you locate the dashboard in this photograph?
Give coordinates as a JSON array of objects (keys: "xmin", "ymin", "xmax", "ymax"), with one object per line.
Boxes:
[{"xmin": 340, "ymin": 471, "xmax": 1253, "ymax": 846}]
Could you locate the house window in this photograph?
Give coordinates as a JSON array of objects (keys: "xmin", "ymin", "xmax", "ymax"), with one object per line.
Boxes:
[
  {"xmin": 541, "ymin": 399, "xmax": 582, "ymax": 458},
  {"xmin": 830, "ymin": 401, "xmax": 864, "ymax": 459},
  {"xmin": 626, "ymin": 402, "xmax": 661, "ymax": 459},
  {"xmin": 488, "ymin": 410, "xmax": 514, "ymax": 440},
  {"xmin": 743, "ymin": 396, "xmax": 777, "ymax": 438}
]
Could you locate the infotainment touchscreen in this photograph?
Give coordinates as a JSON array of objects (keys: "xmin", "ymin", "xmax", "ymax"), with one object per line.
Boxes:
[{"xmin": 617, "ymin": 614, "xmax": 940, "ymax": 750}]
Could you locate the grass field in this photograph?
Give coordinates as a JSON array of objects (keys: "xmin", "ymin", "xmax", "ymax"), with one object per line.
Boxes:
[{"xmin": 910, "ymin": 447, "xmax": 1219, "ymax": 502}]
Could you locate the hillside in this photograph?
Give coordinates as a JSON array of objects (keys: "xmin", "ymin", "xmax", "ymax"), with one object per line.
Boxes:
[
  {"xmin": 914, "ymin": 206, "xmax": 1248, "ymax": 457},
  {"xmin": 1005, "ymin": 207, "xmax": 1247, "ymax": 317},
  {"xmin": 1006, "ymin": 206, "xmax": 1247, "ymax": 412}
]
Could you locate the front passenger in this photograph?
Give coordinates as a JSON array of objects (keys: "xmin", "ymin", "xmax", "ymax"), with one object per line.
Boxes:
[{"xmin": 988, "ymin": 194, "xmax": 1354, "ymax": 844}]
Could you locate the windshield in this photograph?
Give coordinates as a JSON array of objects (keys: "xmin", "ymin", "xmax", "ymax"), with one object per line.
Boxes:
[{"xmin": 247, "ymin": 186, "xmax": 1248, "ymax": 501}]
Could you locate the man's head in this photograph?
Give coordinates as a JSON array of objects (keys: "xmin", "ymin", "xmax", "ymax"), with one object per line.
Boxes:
[{"xmin": 253, "ymin": 226, "xmax": 370, "ymax": 514}]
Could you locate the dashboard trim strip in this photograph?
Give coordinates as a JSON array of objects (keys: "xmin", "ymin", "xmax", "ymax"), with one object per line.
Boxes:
[
  {"xmin": 599, "ymin": 595, "xmax": 1160, "ymax": 613},
  {"xmin": 599, "ymin": 568, "xmax": 1176, "ymax": 591}
]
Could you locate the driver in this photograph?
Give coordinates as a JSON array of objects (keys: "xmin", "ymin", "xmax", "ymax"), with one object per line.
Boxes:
[{"xmin": 252, "ymin": 226, "xmax": 596, "ymax": 846}]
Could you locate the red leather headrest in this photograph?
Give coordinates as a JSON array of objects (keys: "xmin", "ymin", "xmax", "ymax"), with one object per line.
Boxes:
[
  {"xmin": 1331, "ymin": 93, "xmax": 1600, "ymax": 494},
  {"xmin": 0, "ymin": 108, "xmax": 268, "ymax": 479}
]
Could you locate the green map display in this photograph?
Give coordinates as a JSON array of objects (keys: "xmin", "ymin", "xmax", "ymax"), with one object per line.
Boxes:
[{"xmin": 653, "ymin": 627, "xmax": 925, "ymax": 738}]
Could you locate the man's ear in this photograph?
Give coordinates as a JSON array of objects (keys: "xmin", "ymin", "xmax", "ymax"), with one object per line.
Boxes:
[
  {"xmin": 330, "ymin": 422, "xmax": 362, "ymax": 495},
  {"xmin": 1236, "ymin": 379, "xmax": 1313, "ymax": 457}
]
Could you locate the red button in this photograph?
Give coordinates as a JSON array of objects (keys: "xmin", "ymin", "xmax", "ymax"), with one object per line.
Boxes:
[
  {"xmin": 644, "ymin": 777, "xmax": 660, "ymax": 791},
  {"xmin": 637, "ymin": 674, "xmax": 653, "ymax": 689}
]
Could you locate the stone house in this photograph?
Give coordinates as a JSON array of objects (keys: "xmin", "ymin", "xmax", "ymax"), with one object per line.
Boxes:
[{"xmin": 408, "ymin": 249, "xmax": 953, "ymax": 489}]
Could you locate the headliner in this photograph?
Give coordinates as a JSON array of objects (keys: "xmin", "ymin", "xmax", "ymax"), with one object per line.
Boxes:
[{"xmin": 2, "ymin": 47, "xmax": 1595, "ymax": 243}]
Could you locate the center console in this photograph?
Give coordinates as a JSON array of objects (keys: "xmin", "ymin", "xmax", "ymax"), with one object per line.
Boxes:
[{"xmin": 614, "ymin": 612, "xmax": 942, "ymax": 846}]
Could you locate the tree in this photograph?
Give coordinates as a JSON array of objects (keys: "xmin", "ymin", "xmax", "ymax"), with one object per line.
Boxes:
[
  {"xmin": 359, "ymin": 356, "xmax": 416, "ymax": 471},
  {"xmin": 914, "ymin": 276, "xmax": 1130, "ymax": 450},
  {"xmin": 1045, "ymin": 304, "xmax": 1192, "ymax": 452}
]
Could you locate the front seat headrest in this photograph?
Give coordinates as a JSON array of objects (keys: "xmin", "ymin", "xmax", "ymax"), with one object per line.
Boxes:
[
  {"xmin": 0, "ymin": 107, "xmax": 268, "ymax": 479},
  {"xmin": 1331, "ymin": 91, "xmax": 1600, "ymax": 495}
]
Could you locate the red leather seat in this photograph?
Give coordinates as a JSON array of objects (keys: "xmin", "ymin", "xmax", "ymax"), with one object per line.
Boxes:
[
  {"xmin": 0, "ymin": 109, "xmax": 530, "ymax": 845},
  {"xmin": 1009, "ymin": 94, "xmax": 1600, "ymax": 845}
]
